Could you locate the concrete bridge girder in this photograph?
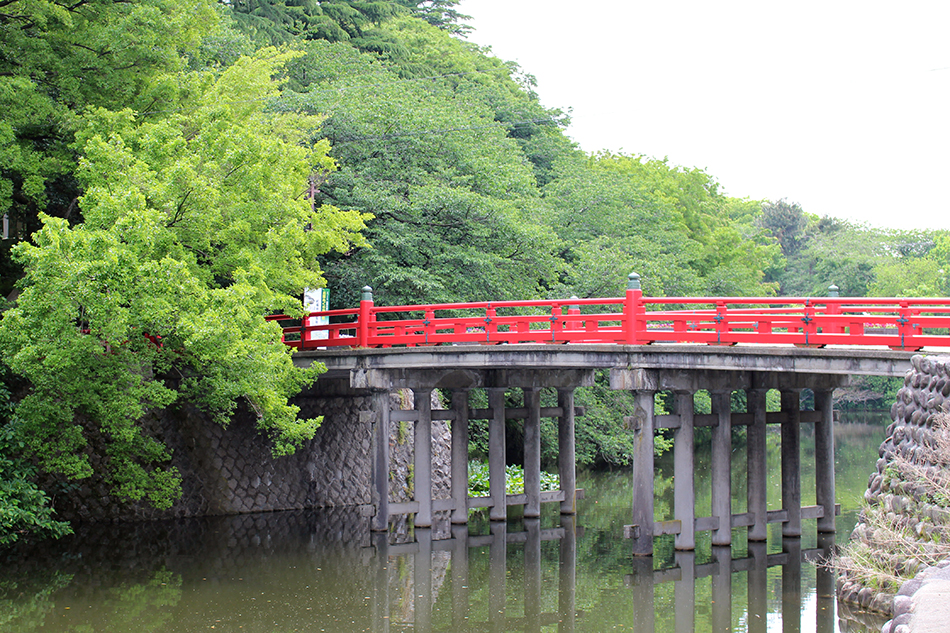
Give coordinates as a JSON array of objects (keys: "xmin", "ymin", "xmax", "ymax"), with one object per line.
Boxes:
[
  {"xmin": 351, "ymin": 367, "xmax": 596, "ymax": 391},
  {"xmin": 609, "ymin": 367, "xmax": 850, "ymax": 393}
]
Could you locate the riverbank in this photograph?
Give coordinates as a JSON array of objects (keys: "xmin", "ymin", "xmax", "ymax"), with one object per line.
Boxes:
[{"xmin": 837, "ymin": 354, "xmax": 950, "ymax": 621}]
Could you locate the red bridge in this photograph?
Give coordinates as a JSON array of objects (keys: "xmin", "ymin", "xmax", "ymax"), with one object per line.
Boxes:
[
  {"xmin": 276, "ymin": 273, "xmax": 949, "ymax": 557},
  {"xmin": 270, "ymin": 273, "xmax": 950, "ymax": 352}
]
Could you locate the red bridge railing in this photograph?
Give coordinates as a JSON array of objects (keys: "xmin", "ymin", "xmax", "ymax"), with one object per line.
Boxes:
[{"xmin": 267, "ymin": 275, "xmax": 950, "ymax": 352}]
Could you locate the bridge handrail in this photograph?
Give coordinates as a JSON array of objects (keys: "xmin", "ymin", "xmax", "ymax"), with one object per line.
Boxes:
[{"xmin": 274, "ymin": 282, "xmax": 950, "ymax": 351}]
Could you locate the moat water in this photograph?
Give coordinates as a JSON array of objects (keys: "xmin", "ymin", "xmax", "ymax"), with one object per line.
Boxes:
[{"xmin": 0, "ymin": 419, "xmax": 888, "ymax": 632}]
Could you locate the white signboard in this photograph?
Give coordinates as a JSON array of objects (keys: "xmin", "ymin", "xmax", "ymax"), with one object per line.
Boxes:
[{"xmin": 303, "ymin": 287, "xmax": 329, "ymax": 343}]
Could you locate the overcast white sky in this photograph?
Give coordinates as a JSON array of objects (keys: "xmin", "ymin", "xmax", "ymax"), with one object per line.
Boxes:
[{"xmin": 456, "ymin": 1, "xmax": 950, "ymax": 231}]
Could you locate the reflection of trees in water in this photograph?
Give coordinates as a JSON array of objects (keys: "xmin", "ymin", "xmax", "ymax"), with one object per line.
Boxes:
[
  {"xmin": 0, "ymin": 424, "xmax": 888, "ymax": 632},
  {"xmin": 0, "ymin": 564, "xmax": 181, "ymax": 633},
  {"xmin": 0, "ymin": 570, "xmax": 72, "ymax": 633}
]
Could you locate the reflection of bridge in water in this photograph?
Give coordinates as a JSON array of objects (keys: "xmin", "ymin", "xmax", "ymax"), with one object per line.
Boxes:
[{"xmin": 368, "ymin": 516, "xmax": 838, "ymax": 632}]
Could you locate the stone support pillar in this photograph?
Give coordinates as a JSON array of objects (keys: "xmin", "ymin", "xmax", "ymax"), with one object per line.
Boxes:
[
  {"xmin": 673, "ymin": 390, "xmax": 695, "ymax": 550},
  {"xmin": 710, "ymin": 390, "xmax": 733, "ymax": 547},
  {"xmin": 488, "ymin": 388, "xmax": 507, "ymax": 522},
  {"xmin": 558, "ymin": 388, "xmax": 577, "ymax": 515},
  {"xmin": 371, "ymin": 390, "xmax": 391, "ymax": 532},
  {"xmin": 631, "ymin": 389, "xmax": 656, "ymax": 556},
  {"xmin": 814, "ymin": 389, "xmax": 836, "ymax": 533},
  {"xmin": 414, "ymin": 388, "xmax": 433, "ymax": 528},
  {"xmin": 451, "ymin": 389, "xmax": 470, "ymax": 524},
  {"xmin": 524, "ymin": 387, "xmax": 542, "ymax": 518},
  {"xmin": 781, "ymin": 389, "xmax": 802, "ymax": 538},
  {"xmin": 747, "ymin": 387, "xmax": 769, "ymax": 541}
]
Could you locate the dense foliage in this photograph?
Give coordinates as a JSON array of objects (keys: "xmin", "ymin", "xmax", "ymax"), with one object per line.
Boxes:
[{"xmin": 1, "ymin": 0, "xmax": 943, "ymax": 534}]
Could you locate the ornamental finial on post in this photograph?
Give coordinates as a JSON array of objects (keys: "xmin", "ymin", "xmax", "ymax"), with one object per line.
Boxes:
[
  {"xmin": 827, "ymin": 284, "xmax": 839, "ymax": 297},
  {"xmin": 361, "ymin": 286, "xmax": 374, "ymax": 302},
  {"xmin": 628, "ymin": 272, "xmax": 641, "ymax": 291}
]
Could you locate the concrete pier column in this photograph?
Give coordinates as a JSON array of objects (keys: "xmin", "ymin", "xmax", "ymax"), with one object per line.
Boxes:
[
  {"xmin": 814, "ymin": 389, "xmax": 836, "ymax": 533},
  {"xmin": 371, "ymin": 390, "xmax": 392, "ymax": 532},
  {"xmin": 488, "ymin": 388, "xmax": 507, "ymax": 522},
  {"xmin": 525, "ymin": 518, "xmax": 542, "ymax": 633},
  {"xmin": 414, "ymin": 528, "xmax": 433, "ymax": 630},
  {"xmin": 674, "ymin": 550, "xmax": 696, "ymax": 633},
  {"xmin": 710, "ymin": 390, "xmax": 733, "ymax": 547},
  {"xmin": 558, "ymin": 514, "xmax": 577, "ymax": 633},
  {"xmin": 747, "ymin": 387, "xmax": 769, "ymax": 542},
  {"xmin": 452, "ymin": 525, "xmax": 470, "ymax": 631},
  {"xmin": 414, "ymin": 388, "xmax": 433, "ymax": 528},
  {"xmin": 781, "ymin": 389, "xmax": 802, "ymax": 538},
  {"xmin": 489, "ymin": 521, "xmax": 508, "ymax": 633},
  {"xmin": 711, "ymin": 545, "xmax": 732, "ymax": 633},
  {"xmin": 631, "ymin": 389, "xmax": 656, "ymax": 556},
  {"xmin": 451, "ymin": 389, "xmax": 471, "ymax": 524},
  {"xmin": 747, "ymin": 540, "xmax": 767, "ymax": 633},
  {"xmin": 524, "ymin": 387, "xmax": 542, "ymax": 518},
  {"xmin": 558, "ymin": 388, "xmax": 577, "ymax": 515},
  {"xmin": 673, "ymin": 390, "xmax": 695, "ymax": 550}
]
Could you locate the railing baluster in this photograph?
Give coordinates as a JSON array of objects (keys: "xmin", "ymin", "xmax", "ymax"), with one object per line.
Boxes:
[{"xmin": 277, "ymin": 277, "xmax": 950, "ymax": 351}]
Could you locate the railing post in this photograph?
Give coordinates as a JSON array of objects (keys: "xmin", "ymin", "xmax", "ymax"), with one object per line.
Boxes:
[
  {"xmin": 423, "ymin": 307, "xmax": 435, "ymax": 345},
  {"xmin": 714, "ymin": 301, "xmax": 728, "ymax": 345},
  {"xmin": 895, "ymin": 300, "xmax": 918, "ymax": 350},
  {"xmin": 484, "ymin": 304, "xmax": 498, "ymax": 344},
  {"xmin": 358, "ymin": 286, "xmax": 373, "ymax": 348},
  {"xmin": 801, "ymin": 299, "xmax": 818, "ymax": 346},
  {"xmin": 567, "ymin": 296, "xmax": 581, "ymax": 332},
  {"xmin": 825, "ymin": 284, "xmax": 843, "ymax": 335},
  {"xmin": 550, "ymin": 305, "xmax": 563, "ymax": 343},
  {"xmin": 624, "ymin": 272, "xmax": 641, "ymax": 345}
]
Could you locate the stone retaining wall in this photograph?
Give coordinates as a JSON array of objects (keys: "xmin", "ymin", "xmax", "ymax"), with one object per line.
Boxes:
[
  {"xmin": 53, "ymin": 385, "xmax": 452, "ymax": 522},
  {"xmin": 838, "ymin": 354, "xmax": 950, "ymax": 616}
]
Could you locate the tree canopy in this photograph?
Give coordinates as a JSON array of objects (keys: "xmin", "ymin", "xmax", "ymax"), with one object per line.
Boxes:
[
  {"xmin": 1, "ymin": 0, "xmax": 946, "ymax": 540},
  {"xmin": 0, "ymin": 48, "xmax": 367, "ymax": 509}
]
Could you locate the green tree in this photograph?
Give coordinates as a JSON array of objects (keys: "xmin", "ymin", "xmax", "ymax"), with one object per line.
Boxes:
[
  {"xmin": 226, "ymin": 0, "xmax": 402, "ymax": 46},
  {"xmin": 394, "ymin": 0, "xmax": 471, "ymax": 35},
  {"xmin": 0, "ymin": 0, "xmax": 219, "ymax": 297},
  {"xmin": 0, "ymin": 50, "xmax": 368, "ymax": 508},
  {"xmin": 280, "ymin": 40, "xmax": 559, "ymax": 305},
  {"xmin": 0, "ymin": 366, "xmax": 71, "ymax": 546},
  {"xmin": 543, "ymin": 152, "xmax": 777, "ymax": 298}
]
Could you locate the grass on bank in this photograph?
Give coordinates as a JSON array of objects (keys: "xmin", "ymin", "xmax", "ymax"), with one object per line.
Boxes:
[{"xmin": 835, "ymin": 413, "xmax": 950, "ymax": 592}]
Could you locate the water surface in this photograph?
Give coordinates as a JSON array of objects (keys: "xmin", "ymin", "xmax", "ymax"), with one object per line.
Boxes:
[{"xmin": 0, "ymin": 420, "xmax": 887, "ymax": 632}]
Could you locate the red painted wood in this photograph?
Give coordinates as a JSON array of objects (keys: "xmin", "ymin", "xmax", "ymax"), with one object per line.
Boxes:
[{"xmin": 273, "ymin": 295, "xmax": 950, "ymax": 351}]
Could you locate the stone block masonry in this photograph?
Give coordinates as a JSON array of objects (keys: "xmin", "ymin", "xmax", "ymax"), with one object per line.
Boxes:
[
  {"xmin": 838, "ymin": 354, "xmax": 950, "ymax": 619},
  {"xmin": 52, "ymin": 382, "xmax": 450, "ymax": 522}
]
